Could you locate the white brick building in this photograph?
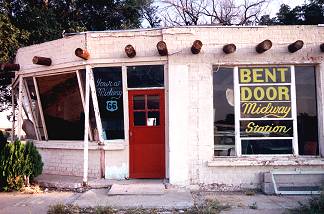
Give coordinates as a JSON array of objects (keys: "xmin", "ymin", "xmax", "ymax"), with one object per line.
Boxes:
[{"xmin": 12, "ymin": 26, "xmax": 324, "ymax": 192}]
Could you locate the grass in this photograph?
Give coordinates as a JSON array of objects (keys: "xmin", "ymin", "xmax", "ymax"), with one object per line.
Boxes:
[
  {"xmin": 286, "ymin": 192, "xmax": 324, "ymax": 214},
  {"xmin": 47, "ymin": 199, "xmax": 231, "ymax": 214}
]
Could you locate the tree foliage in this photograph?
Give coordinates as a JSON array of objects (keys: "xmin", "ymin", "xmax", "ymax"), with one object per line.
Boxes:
[
  {"xmin": 0, "ymin": 0, "xmax": 153, "ymax": 111},
  {"xmin": 259, "ymin": 0, "xmax": 324, "ymax": 25}
]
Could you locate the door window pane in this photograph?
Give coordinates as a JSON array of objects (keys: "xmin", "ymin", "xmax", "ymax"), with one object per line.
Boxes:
[
  {"xmin": 295, "ymin": 66, "xmax": 318, "ymax": 155},
  {"xmin": 134, "ymin": 112, "xmax": 146, "ymax": 126},
  {"xmin": 147, "ymin": 95, "xmax": 160, "ymax": 109},
  {"xmin": 127, "ymin": 65, "xmax": 164, "ymax": 88},
  {"xmin": 148, "ymin": 111, "xmax": 160, "ymax": 126},
  {"xmin": 133, "ymin": 95, "xmax": 145, "ymax": 110},
  {"xmin": 213, "ymin": 67, "xmax": 235, "ymax": 156}
]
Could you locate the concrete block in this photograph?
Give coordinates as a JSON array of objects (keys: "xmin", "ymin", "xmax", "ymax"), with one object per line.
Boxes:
[{"xmin": 262, "ymin": 182, "xmax": 275, "ymax": 195}]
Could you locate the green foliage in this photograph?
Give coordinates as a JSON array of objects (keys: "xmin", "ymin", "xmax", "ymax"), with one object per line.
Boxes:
[
  {"xmin": 288, "ymin": 192, "xmax": 324, "ymax": 214},
  {"xmin": 259, "ymin": 1, "xmax": 324, "ymax": 25},
  {"xmin": 0, "ymin": 132, "xmax": 43, "ymax": 191}
]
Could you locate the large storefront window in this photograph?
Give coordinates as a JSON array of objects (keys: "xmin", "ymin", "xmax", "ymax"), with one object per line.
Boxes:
[
  {"xmin": 37, "ymin": 73, "xmax": 84, "ymax": 140},
  {"xmin": 213, "ymin": 65, "xmax": 319, "ymax": 156},
  {"xmin": 93, "ymin": 67, "xmax": 124, "ymax": 140}
]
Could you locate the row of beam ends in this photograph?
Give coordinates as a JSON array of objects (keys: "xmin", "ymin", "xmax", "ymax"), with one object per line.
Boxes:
[{"xmin": 1, "ymin": 41, "xmax": 324, "ymax": 71}]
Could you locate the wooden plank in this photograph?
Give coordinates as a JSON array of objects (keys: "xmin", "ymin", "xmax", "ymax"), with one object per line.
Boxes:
[
  {"xmin": 23, "ymin": 80, "xmax": 41, "ymax": 141},
  {"xmin": 11, "ymin": 79, "xmax": 15, "ymax": 142},
  {"xmin": 17, "ymin": 76, "xmax": 23, "ymax": 140},
  {"xmin": 76, "ymin": 70, "xmax": 93, "ymax": 141},
  {"xmin": 33, "ymin": 77, "xmax": 48, "ymax": 140},
  {"xmin": 88, "ymin": 67, "xmax": 105, "ymax": 143},
  {"xmin": 83, "ymin": 66, "xmax": 90, "ymax": 185}
]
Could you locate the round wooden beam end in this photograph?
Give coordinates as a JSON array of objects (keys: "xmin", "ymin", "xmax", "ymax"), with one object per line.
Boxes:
[
  {"xmin": 0, "ymin": 63, "xmax": 20, "ymax": 71},
  {"xmin": 288, "ymin": 40, "xmax": 304, "ymax": 53},
  {"xmin": 256, "ymin": 40, "xmax": 272, "ymax": 53},
  {"xmin": 125, "ymin": 45, "xmax": 136, "ymax": 58},
  {"xmin": 320, "ymin": 43, "xmax": 324, "ymax": 52},
  {"xmin": 223, "ymin": 44, "xmax": 236, "ymax": 54},
  {"xmin": 75, "ymin": 48, "xmax": 90, "ymax": 60},
  {"xmin": 191, "ymin": 40, "xmax": 203, "ymax": 54},
  {"xmin": 157, "ymin": 41, "xmax": 168, "ymax": 56},
  {"xmin": 32, "ymin": 56, "xmax": 52, "ymax": 66}
]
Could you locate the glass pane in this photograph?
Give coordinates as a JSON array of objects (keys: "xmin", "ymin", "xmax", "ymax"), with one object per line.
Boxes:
[
  {"xmin": 147, "ymin": 95, "xmax": 160, "ymax": 109},
  {"xmin": 213, "ymin": 67, "xmax": 235, "ymax": 156},
  {"xmin": 37, "ymin": 73, "xmax": 83, "ymax": 140},
  {"xmin": 134, "ymin": 112, "xmax": 146, "ymax": 126},
  {"xmin": 147, "ymin": 111, "xmax": 160, "ymax": 126},
  {"xmin": 242, "ymin": 139, "xmax": 292, "ymax": 155},
  {"xmin": 93, "ymin": 67, "xmax": 124, "ymax": 140},
  {"xmin": 295, "ymin": 66, "xmax": 318, "ymax": 155},
  {"xmin": 127, "ymin": 65, "xmax": 164, "ymax": 88},
  {"xmin": 240, "ymin": 120, "xmax": 293, "ymax": 138},
  {"xmin": 238, "ymin": 67, "xmax": 291, "ymax": 84},
  {"xmin": 133, "ymin": 95, "xmax": 145, "ymax": 110}
]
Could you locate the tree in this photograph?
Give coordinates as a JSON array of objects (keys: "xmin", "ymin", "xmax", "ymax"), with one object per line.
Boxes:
[
  {"xmin": 0, "ymin": 0, "xmax": 154, "ymax": 111},
  {"xmin": 0, "ymin": 13, "xmax": 28, "ymax": 111},
  {"xmin": 261, "ymin": 1, "xmax": 324, "ymax": 25},
  {"xmin": 160, "ymin": 0, "xmax": 270, "ymax": 26}
]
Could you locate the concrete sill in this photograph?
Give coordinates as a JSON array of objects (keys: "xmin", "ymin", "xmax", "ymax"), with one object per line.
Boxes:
[
  {"xmin": 102, "ymin": 142, "xmax": 126, "ymax": 151},
  {"xmin": 208, "ymin": 157, "xmax": 324, "ymax": 167},
  {"xmin": 34, "ymin": 140, "xmax": 126, "ymax": 151},
  {"xmin": 35, "ymin": 141, "xmax": 99, "ymax": 150}
]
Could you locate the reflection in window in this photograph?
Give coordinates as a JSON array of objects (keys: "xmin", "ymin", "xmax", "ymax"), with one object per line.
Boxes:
[
  {"xmin": 127, "ymin": 65, "xmax": 164, "ymax": 88},
  {"xmin": 148, "ymin": 111, "xmax": 160, "ymax": 126},
  {"xmin": 134, "ymin": 112, "xmax": 146, "ymax": 126},
  {"xmin": 213, "ymin": 67, "xmax": 235, "ymax": 156},
  {"xmin": 295, "ymin": 66, "xmax": 318, "ymax": 155},
  {"xmin": 93, "ymin": 67, "xmax": 124, "ymax": 140},
  {"xmin": 133, "ymin": 96, "xmax": 145, "ymax": 110},
  {"xmin": 242, "ymin": 140, "xmax": 292, "ymax": 155},
  {"xmin": 147, "ymin": 95, "xmax": 160, "ymax": 109},
  {"xmin": 37, "ymin": 73, "xmax": 84, "ymax": 140}
]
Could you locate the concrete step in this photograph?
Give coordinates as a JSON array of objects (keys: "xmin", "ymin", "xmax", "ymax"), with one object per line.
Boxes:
[{"xmin": 108, "ymin": 183, "xmax": 166, "ymax": 195}]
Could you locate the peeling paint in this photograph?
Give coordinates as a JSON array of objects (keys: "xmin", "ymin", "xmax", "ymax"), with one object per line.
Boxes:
[{"xmin": 105, "ymin": 163, "xmax": 128, "ymax": 179}]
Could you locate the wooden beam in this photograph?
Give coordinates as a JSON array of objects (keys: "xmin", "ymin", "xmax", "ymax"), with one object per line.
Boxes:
[
  {"xmin": 320, "ymin": 43, "xmax": 324, "ymax": 52},
  {"xmin": 33, "ymin": 77, "xmax": 48, "ymax": 140},
  {"xmin": 32, "ymin": 56, "xmax": 52, "ymax": 66},
  {"xmin": 76, "ymin": 70, "xmax": 93, "ymax": 141},
  {"xmin": 0, "ymin": 63, "xmax": 20, "ymax": 71},
  {"xmin": 125, "ymin": 45, "xmax": 136, "ymax": 58},
  {"xmin": 288, "ymin": 40, "xmax": 304, "ymax": 53},
  {"xmin": 191, "ymin": 40, "xmax": 203, "ymax": 54},
  {"xmin": 75, "ymin": 48, "xmax": 90, "ymax": 60},
  {"xmin": 223, "ymin": 44, "xmax": 236, "ymax": 54},
  {"xmin": 23, "ymin": 79, "xmax": 41, "ymax": 141},
  {"xmin": 83, "ymin": 66, "xmax": 90, "ymax": 186},
  {"xmin": 17, "ymin": 76, "xmax": 23, "ymax": 140},
  {"xmin": 11, "ymin": 79, "xmax": 15, "ymax": 142},
  {"xmin": 157, "ymin": 41, "xmax": 168, "ymax": 56},
  {"xmin": 256, "ymin": 40, "xmax": 272, "ymax": 53}
]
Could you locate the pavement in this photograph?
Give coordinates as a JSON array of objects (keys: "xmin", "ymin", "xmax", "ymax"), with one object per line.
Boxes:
[{"xmin": 0, "ymin": 174, "xmax": 315, "ymax": 214}]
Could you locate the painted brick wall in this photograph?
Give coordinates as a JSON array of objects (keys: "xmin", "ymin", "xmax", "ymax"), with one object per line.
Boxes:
[{"xmin": 38, "ymin": 148, "xmax": 101, "ymax": 178}]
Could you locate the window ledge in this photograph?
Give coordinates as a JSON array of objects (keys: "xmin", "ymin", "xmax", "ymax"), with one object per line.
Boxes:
[
  {"xmin": 34, "ymin": 140, "xmax": 126, "ymax": 151},
  {"xmin": 208, "ymin": 156, "xmax": 324, "ymax": 167}
]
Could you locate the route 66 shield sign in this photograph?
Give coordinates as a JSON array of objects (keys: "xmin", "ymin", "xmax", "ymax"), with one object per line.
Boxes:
[{"xmin": 106, "ymin": 100, "xmax": 118, "ymax": 112}]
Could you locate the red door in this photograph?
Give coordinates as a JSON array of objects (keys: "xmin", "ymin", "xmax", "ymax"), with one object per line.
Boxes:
[{"xmin": 128, "ymin": 89, "xmax": 165, "ymax": 178}]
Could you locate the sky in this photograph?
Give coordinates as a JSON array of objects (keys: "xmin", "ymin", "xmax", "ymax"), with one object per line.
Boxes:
[{"xmin": 0, "ymin": 0, "xmax": 310, "ymax": 128}]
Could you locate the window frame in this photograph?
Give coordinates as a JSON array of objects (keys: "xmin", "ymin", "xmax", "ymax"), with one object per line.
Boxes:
[{"xmin": 213, "ymin": 65, "xmax": 320, "ymax": 157}]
